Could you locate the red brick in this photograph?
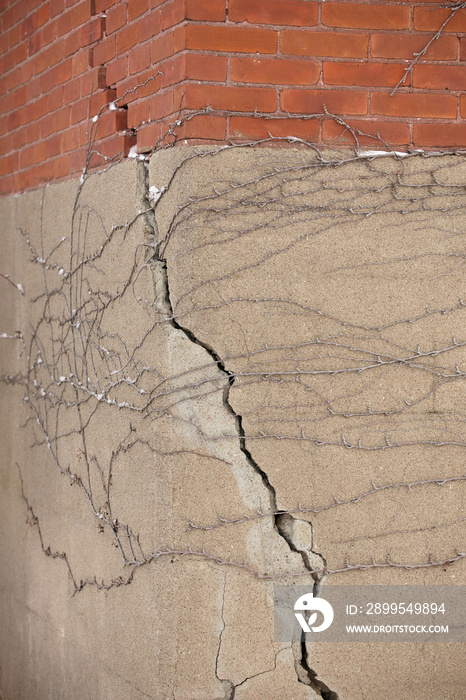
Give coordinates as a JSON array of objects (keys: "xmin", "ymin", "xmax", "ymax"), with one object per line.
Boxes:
[
  {"xmin": 27, "ymin": 0, "xmax": 45, "ymax": 12},
  {"xmin": 230, "ymin": 115, "xmax": 319, "ymax": 141},
  {"xmin": 7, "ymin": 110, "xmax": 21, "ymax": 131},
  {"xmin": 3, "ymin": 69, "xmax": 19, "ymax": 92},
  {"xmin": 151, "ymin": 31, "xmax": 178, "ymax": 63},
  {"xmin": 106, "ymin": 2, "xmax": 127, "ymax": 34},
  {"xmin": 128, "ymin": 100, "xmax": 150, "ymax": 128},
  {"xmin": 12, "ymin": 169, "xmax": 27, "ymax": 193},
  {"xmin": 11, "ymin": 85, "xmax": 27, "ymax": 109},
  {"xmin": 50, "ymin": 0, "xmax": 65, "ymax": 18},
  {"xmin": 45, "ymin": 133, "xmax": 62, "ymax": 158},
  {"xmin": 63, "ymin": 124, "xmax": 86, "ymax": 152},
  {"xmin": 2, "ymin": 5, "xmax": 21, "ymax": 30},
  {"xmin": 57, "ymin": 2, "xmax": 93, "ymax": 37},
  {"xmin": 185, "ymin": 25, "xmax": 277, "ymax": 54},
  {"xmin": 8, "ymin": 25, "xmax": 22, "ymax": 48},
  {"xmin": 88, "ymin": 132, "xmax": 136, "ymax": 167},
  {"xmin": 26, "ymin": 76, "xmax": 41, "ymax": 101},
  {"xmin": 94, "ymin": 109, "xmax": 127, "ymax": 138},
  {"xmin": 371, "ymin": 33, "xmax": 457, "ymax": 60},
  {"xmin": 0, "ymin": 34, "xmax": 8, "ymax": 56},
  {"xmin": 31, "ymin": 4, "xmax": 51, "ymax": 33},
  {"xmin": 80, "ymin": 17, "xmax": 105, "ymax": 47},
  {"xmin": 117, "ymin": 23, "xmax": 138, "ymax": 55},
  {"xmin": 460, "ymin": 95, "xmax": 466, "ymax": 119},
  {"xmin": 117, "ymin": 75, "xmax": 141, "ymax": 101},
  {"xmin": 12, "ymin": 129, "xmax": 26, "ymax": 151},
  {"xmin": 42, "ymin": 86, "xmax": 65, "ymax": 113},
  {"xmin": 185, "ymin": 0, "xmax": 225, "ymax": 21},
  {"xmin": 230, "ymin": 0, "xmax": 317, "ymax": 26},
  {"xmin": 20, "ymin": 146, "xmax": 35, "ymax": 169},
  {"xmin": 0, "ymin": 158, "xmax": 15, "ymax": 187},
  {"xmin": 129, "ymin": 43, "xmax": 151, "ymax": 73},
  {"xmin": 93, "ymin": 36, "xmax": 116, "ymax": 65},
  {"xmin": 90, "ymin": 88, "xmax": 117, "ymax": 115},
  {"xmin": 150, "ymin": 90, "xmax": 175, "ymax": 119},
  {"xmin": 323, "ymin": 3, "xmax": 410, "ymax": 30},
  {"xmin": 42, "ymin": 18, "xmax": 60, "ymax": 47},
  {"xmin": 414, "ymin": 7, "xmax": 466, "ymax": 32},
  {"xmin": 80, "ymin": 66, "xmax": 107, "ymax": 94},
  {"xmin": 64, "ymin": 77, "xmax": 81, "ymax": 104},
  {"xmin": 413, "ymin": 65, "xmax": 466, "ymax": 91},
  {"xmin": 71, "ymin": 98, "xmax": 89, "ymax": 124},
  {"xmin": 461, "ymin": 37, "xmax": 466, "ymax": 61},
  {"xmin": 137, "ymin": 122, "xmax": 161, "ymax": 152},
  {"xmin": 128, "ymin": 0, "xmax": 149, "ymax": 21},
  {"xmin": 0, "ymin": 96, "xmax": 9, "ymax": 122},
  {"xmin": 186, "ymin": 53, "xmax": 228, "ymax": 83},
  {"xmin": 22, "ymin": 7, "xmax": 49, "ymax": 40},
  {"xmin": 116, "ymin": 68, "xmax": 162, "ymax": 101},
  {"xmin": 95, "ymin": 0, "xmax": 115, "ymax": 11},
  {"xmin": 25, "ymin": 122, "xmax": 40, "ymax": 144},
  {"xmin": 63, "ymin": 30, "xmax": 81, "ymax": 58},
  {"xmin": 281, "ymin": 30, "xmax": 368, "ymax": 58},
  {"xmin": 281, "ymin": 88, "xmax": 368, "ymax": 115},
  {"xmin": 70, "ymin": 147, "xmax": 86, "ymax": 173},
  {"xmin": 172, "ymin": 114, "xmax": 227, "ymax": 141},
  {"xmin": 231, "ymin": 57, "xmax": 319, "ymax": 85},
  {"xmin": 371, "ymin": 92, "xmax": 457, "ymax": 119},
  {"xmin": 107, "ymin": 56, "xmax": 127, "ymax": 85},
  {"xmin": 137, "ymin": 12, "xmax": 161, "ymax": 43},
  {"xmin": 32, "ymin": 159, "xmax": 55, "ymax": 185},
  {"xmin": 15, "ymin": 55, "xmax": 32, "ymax": 86},
  {"xmin": 159, "ymin": 54, "xmax": 185, "ymax": 87},
  {"xmin": 3, "ymin": 42, "xmax": 27, "ymax": 72},
  {"xmin": 54, "ymin": 153, "xmax": 71, "ymax": 179},
  {"xmin": 40, "ymin": 107, "xmax": 70, "ymax": 137},
  {"xmin": 0, "ymin": 178, "xmax": 14, "ymax": 197},
  {"xmin": 32, "ymin": 140, "xmax": 47, "ymax": 164},
  {"xmin": 323, "ymin": 119, "xmax": 410, "ymax": 146},
  {"xmin": 0, "ymin": 134, "xmax": 14, "ymax": 156},
  {"xmin": 161, "ymin": 0, "xmax": 185, "ymax": 30},
  {"xmin": 20, "ymin": 16, "xmax": 35, "ymax": 43},
  {"xmin": 1, "ymin": 152, "xmax": 19, "ymax": 178},
  {"xmin": 177, "ymin": 84, "xmax": 277, "ymax": 112},
  {"xmin": 324, "ymin": 62, "xmax": 407, "ymax": 88},
  {"xmin": 32, "ymin": 42, "xmax": 63, "ymax": 75},
  {"xmin": 414, "ymin": 123, "xmax": 466, "ymax": 148},
  {"xmin": 160, "ymin": 53, "xmax": 228, "ymax": 88},
  {"xmin": 41, "ymin": 59, "xmax": 73, "ymax": 93},
  {"xmin": 72, "ymin": 49, "xmax": 92, "ymax": 76},
  {"xmin": 33, "ymin": 94, "xmax": 48, "ymax": 119}
]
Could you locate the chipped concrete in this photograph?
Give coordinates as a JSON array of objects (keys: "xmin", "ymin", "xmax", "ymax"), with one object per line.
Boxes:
[{"xmin": 0, "ymin": 147, "xmax": 465, "ymax": 698}]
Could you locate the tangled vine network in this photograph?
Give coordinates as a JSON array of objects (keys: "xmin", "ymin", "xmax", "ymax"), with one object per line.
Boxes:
[{"xmin": 1, "ymin": 105, "xmax": 465, "ymax": 601}]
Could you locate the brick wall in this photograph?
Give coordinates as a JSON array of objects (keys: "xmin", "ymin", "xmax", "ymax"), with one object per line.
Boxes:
[{"xmin": 1, "ymin": 0, "xmax": 466, "ymax": 194}]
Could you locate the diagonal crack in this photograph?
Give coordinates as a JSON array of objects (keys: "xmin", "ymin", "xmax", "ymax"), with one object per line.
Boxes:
[{"xmin": 138, "ymin": 161, "xmax": 338, "ymax": 699}]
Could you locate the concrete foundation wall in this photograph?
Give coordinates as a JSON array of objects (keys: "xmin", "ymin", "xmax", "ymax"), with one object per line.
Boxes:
[{"xmin": 0, "ymin": 147, "xmax": 465, "ymax": 699}]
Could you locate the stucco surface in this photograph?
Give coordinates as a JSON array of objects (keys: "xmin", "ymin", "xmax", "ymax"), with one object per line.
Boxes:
[{"xmin": 0, "ymin": 148, "xmax": 464, "ymax": 699}]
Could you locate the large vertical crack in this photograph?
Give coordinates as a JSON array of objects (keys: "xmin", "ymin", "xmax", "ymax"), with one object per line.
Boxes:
[
  {"xmin": 138, "ymin": 161, "xmax": 338, "ymax": 699},
  {"xmin": 275, "ymin": 514, "xmax": 339, "ymax": 698}
]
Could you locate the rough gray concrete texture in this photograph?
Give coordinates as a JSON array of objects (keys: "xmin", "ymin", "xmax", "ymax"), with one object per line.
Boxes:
[{"xmin": 0, "ymin": 147, "xmax": 464, "ymax": 699}]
